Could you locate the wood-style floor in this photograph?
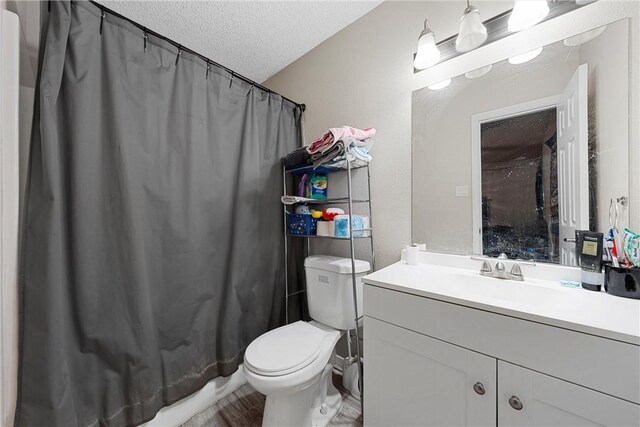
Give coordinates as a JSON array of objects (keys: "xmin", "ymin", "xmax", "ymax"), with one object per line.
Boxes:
[{"xmin": 181, "ymin": 372, "xmax": 362, "ymax": 427}]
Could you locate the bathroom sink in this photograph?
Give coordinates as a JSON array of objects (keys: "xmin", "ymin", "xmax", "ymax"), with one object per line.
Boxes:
[{"xmin": 444, "ymin": 272, "xmax": 564, "ymax": 307}]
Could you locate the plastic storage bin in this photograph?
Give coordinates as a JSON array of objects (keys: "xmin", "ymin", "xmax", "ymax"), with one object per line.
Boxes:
[
  {"xmin": 286, "ymin": 213, "xmax": 317, "ymax": 236},
  {"xmin": 604, "ymin": 265, "xmax": 640, "ymax": 299}
]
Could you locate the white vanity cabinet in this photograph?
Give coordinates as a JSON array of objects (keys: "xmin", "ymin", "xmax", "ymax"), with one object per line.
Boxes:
[
  {"xmin": 365, "ymin": 317, "xmax": 496, "ymax": 426},
  {"xmin": 363, "ymin": 269, "xmax": 640, "ymax": 427}
]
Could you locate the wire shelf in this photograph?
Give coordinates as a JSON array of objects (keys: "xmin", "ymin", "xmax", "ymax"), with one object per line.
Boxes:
[
  {"xmin": 286, "ymin": 232, "xmax": 373, "ymax": 240},
  {"xmin": 284, "ymin": 161, "xmax": 369, "ymax": 175},
  {"xmin": 282, "ymin": 197, "xmax": 370, "ymax": 205},
  {"xmin": 282, "ymin": 158, "xmax": 372, "ymax": 411}
]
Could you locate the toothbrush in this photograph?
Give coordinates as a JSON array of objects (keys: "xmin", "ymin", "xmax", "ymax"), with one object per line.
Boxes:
[{"xmin": 607, "ymin": 228, "xmax": 620, "ymax": 267}]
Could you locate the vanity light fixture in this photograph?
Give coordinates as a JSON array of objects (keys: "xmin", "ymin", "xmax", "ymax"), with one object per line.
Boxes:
[
  {"xmin": 455, "ymin": 0, "xmax": 488, "ymax": 53},
  {"xmin": 508, "ymin": 0, "xmax": 550, "ymax": 33},
  {"xmin": 465, "ymin": 64, "xmax": 492, "ymax": 79},
  {"xmin": 428, "ymin": 78, "xmax": 452, "ymax": 91},
  {"xmin": 508, "ymin": 47, "xmax": 543, "ymax": 64},
  {"xmin": 414, "ymin": 0, "xmax": 585, "ymax": 73},
  {"xmin": 414, "ymin": 19, "xmax": 441, "ymax": 70}
]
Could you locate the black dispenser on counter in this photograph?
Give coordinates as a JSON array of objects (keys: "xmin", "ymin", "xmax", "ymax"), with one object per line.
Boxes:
[{"xmin": 604, "ymin": 265, "xmax": 640, "ymax": 299}]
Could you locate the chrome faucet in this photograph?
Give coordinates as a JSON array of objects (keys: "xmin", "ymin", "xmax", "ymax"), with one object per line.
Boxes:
[{"xmin": 472, "ymin": 253, "xmax": 534, "ymax": 281}]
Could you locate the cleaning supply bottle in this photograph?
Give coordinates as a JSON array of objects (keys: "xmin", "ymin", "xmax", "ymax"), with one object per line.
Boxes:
[
  {"xmin": 309, "ymin": 174, "xmax": 328, "ymax": 200},
  {"xmin": 298, "ymin": 174, "xmax": 309, "ymax": 197}
]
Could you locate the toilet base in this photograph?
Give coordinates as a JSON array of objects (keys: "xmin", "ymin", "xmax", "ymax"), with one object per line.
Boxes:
[{"xmin": 262, "ymin": 363, "xmax": 342, "ymax": 427}]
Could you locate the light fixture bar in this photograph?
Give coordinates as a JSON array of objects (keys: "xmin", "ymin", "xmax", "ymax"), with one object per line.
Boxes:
[{"xmin": 414, "ymin": 0, "xmax": 585, "ymax": 73}]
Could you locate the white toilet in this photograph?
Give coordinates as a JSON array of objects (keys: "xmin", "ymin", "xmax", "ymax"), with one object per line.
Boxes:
[{"xmin": 244, "ymin": 255, "xmax": 370, "ymax": 427}]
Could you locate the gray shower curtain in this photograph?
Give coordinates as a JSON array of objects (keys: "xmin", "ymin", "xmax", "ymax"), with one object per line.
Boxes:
[{"xmin": 16, "ymin": 2, "xmax": 302, "ymax": 426}]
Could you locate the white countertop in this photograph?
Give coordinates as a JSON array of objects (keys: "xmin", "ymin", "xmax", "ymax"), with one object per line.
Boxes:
[{"xmin": 363, "ymin": 254, "xmax": 640, "ymax": 345}]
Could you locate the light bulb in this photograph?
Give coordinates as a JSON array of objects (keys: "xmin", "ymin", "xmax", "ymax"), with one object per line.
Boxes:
[
  {"xmin": 508, "ymin": 47, "xmax": 543, "ymax": 64},
  {"xmin": 455, "ymin": 4, "xmax": 488, "ymax": 53},
  {"xmin": 465, "ymin": 65, "xmax": 492, "ymax": 79},
  {"xmin": 563, "ymin": 26, "xmax": 607, "ymax": 47},
  {"xmin": 414, "ymin": 20, "xmax": 441, "ymax": 70},
  {"xmin": 508, "ymin": 0, "xmax": 550, "ymax": 32},
  {"xmin": 428, "ymin": 78, "xmax": 452, "ymax": 91}
]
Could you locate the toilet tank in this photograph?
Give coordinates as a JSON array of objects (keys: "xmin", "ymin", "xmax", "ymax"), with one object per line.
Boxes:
[{"xmin": 304, "ymin": 255, "xmax": 371, "ymax": 330}]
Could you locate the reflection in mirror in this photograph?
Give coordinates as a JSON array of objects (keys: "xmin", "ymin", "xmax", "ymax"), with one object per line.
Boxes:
[
  {"xmin": 480, "ymin": 108, "xmax": 558, "ymax": 262},
  {"xmin": 412, "ymin": 19, "xmax": 631, "ymax": 266}
]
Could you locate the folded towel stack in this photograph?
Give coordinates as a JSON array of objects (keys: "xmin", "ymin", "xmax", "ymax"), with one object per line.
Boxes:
[
  {"xmin": 281, "ymin": 146, "xmax": 312, "ymax": 168},
  {"xmin": 281, "ymin": 126, "xmax": 376, "ymax": 169}
]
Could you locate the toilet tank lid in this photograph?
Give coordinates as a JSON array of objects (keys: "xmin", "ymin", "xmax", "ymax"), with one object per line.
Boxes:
[{"xmin": 304, "ymin": 255, "xmax": 370, "ymax": 274}]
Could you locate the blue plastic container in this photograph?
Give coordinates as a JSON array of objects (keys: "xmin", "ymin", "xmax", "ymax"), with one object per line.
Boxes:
[{"xmin": 287, "ymin": 213, "xmax": 317, "ymax": 236}]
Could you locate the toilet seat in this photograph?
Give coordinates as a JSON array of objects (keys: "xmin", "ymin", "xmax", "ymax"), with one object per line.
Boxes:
[{"xmin": 244, "ymin": 321, "xmax": 327, "ymax": 376}]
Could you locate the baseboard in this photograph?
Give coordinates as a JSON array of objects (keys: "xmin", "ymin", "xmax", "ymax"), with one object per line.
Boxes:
[{"xmin": 140, "ymin": 365, "xmax": 247, "ymax": 427}]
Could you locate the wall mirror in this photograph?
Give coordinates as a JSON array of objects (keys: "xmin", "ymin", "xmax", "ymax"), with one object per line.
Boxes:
[{"xmin": 412, "ymin": 18, "xmax": 632, "ymax": 266}]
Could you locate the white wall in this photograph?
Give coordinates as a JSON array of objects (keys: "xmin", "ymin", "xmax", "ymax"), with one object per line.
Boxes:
[
  {"xmin": 264, "ymin": 1, "xmax": 513, "ymax": 267},
  {"xmin": 580, "ymin": 20, "xmax": 630, "ymax": 233},
  {"xmin": 0, "ymin": 5, "xmax": 36, "ymax": 423},
  {"xmin": 3, "ymin": 1, "xmax": 38, "ymax": 223},
  {"xmin": 264, "ymin": 0, "xmax": 640, "ymax": 268},
  {"xmin": 0, "ymin": 7, "xmax": 20, "ymax": 426},
  {"xmin": 0, "ymin": 2, "xmax": 37, "ymax": 424}
]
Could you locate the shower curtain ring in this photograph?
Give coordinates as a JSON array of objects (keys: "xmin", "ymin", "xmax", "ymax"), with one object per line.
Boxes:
[
  {"xmin": 99, "ymin": 10, "xmax": 105, "ymax": 35},
  {"xmin": 176, "ymin": 45, "xmax": 182, "ymax": 65},
  {"xmin": 248, "ymin": 83, "xmax": 254, "ymax": 96},
  {"xmin": 175, "ymin": 46, "xmax": 182, "ymax": 65},
  {"xmin": 206, "ymin": 60, "xmax": 210, "ymax": 80},
  {"xmin": 229, "ymin": 72, "xmax": 234, "ymax": 88},
  {"xmin": 143, "ymin": 28, "xmax": 148, "ymax": 52}
]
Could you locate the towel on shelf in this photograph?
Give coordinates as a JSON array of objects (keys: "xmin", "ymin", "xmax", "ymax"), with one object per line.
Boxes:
[
  {"xmin": 282, "ymin": 146, "xmax": 312, "ymax": 167},
  {"xmin": 311, "ymin": 141, "xmax": 346, "ymax": 168},
  {"xmin": 342, "ymin": 136, "xmax": 373, "ymax": 162},
  {"xmin": 307, "ymin": 126, "xmax": 376, "ymax": 155},
  {"xmin": 281, "ymin": 195, "xmax": 316, "ymax": 205},
  {"xmin": 311, "ymin": 136, "xmax": 374, "ymax": 168},
  {"xmin": 350, "ymin": 145, "xmax": 373, "ymax": 163},
  {"xmin": 281, "ymin": 126, "xmax": 377, "ymax": 170}
]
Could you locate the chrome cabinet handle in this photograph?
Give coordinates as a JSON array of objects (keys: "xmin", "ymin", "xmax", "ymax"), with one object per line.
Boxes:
[
  {"xmin": 509, "ymin": 396, "xmax": 523, "ymax": 411},
  {"xmin": 472, "ymin": 382, "xmax": 485, "ymax": 395}
]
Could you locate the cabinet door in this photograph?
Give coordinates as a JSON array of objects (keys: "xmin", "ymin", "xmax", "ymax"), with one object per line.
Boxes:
[
  {"xmin": 364, "ymin": 316, "xmax": 496, "ymax": 426},
  {"xmin": 498, "ymin": 361, "xmax": 640, "ymax": 426}
]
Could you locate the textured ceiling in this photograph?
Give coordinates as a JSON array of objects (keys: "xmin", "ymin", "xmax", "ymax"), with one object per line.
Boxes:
[{"xmin": 99, "ymin": 0, "xmax": 382, "ymax": 83}]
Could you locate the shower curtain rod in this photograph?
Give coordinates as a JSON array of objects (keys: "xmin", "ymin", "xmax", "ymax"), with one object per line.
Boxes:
[{"xmin": 79, "ymin": 0, "xmax": 306, "ymax": 112}]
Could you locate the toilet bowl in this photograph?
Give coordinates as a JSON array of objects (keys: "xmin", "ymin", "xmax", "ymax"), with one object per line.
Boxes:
[
  {"xmin": 244, "ymin": 255, "xmax": 370, "ymax": 426},
  {"xmin": 244, "ymin": 321, "xmax": 342, "ymax": 427}
]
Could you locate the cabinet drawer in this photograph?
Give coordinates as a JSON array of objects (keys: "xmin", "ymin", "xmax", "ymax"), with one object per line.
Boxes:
[
  {"xmin": 364, "ymin": 284, "xmax": 640, "ymax": 404},
  {"xmin": 364, "ymin": 316, "xmax": 496, "ymax": 426}
]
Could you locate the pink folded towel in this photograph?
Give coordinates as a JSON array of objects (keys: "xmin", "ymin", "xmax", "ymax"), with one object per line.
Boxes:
[{"xmin": 307, "ymin": 126, "xmax": 376, "ymax": 155}]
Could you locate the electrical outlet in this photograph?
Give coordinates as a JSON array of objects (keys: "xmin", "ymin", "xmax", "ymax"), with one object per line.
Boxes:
[{"xmin": 455, "ymin": 185, "xmax": 469, "ymax": 197}]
